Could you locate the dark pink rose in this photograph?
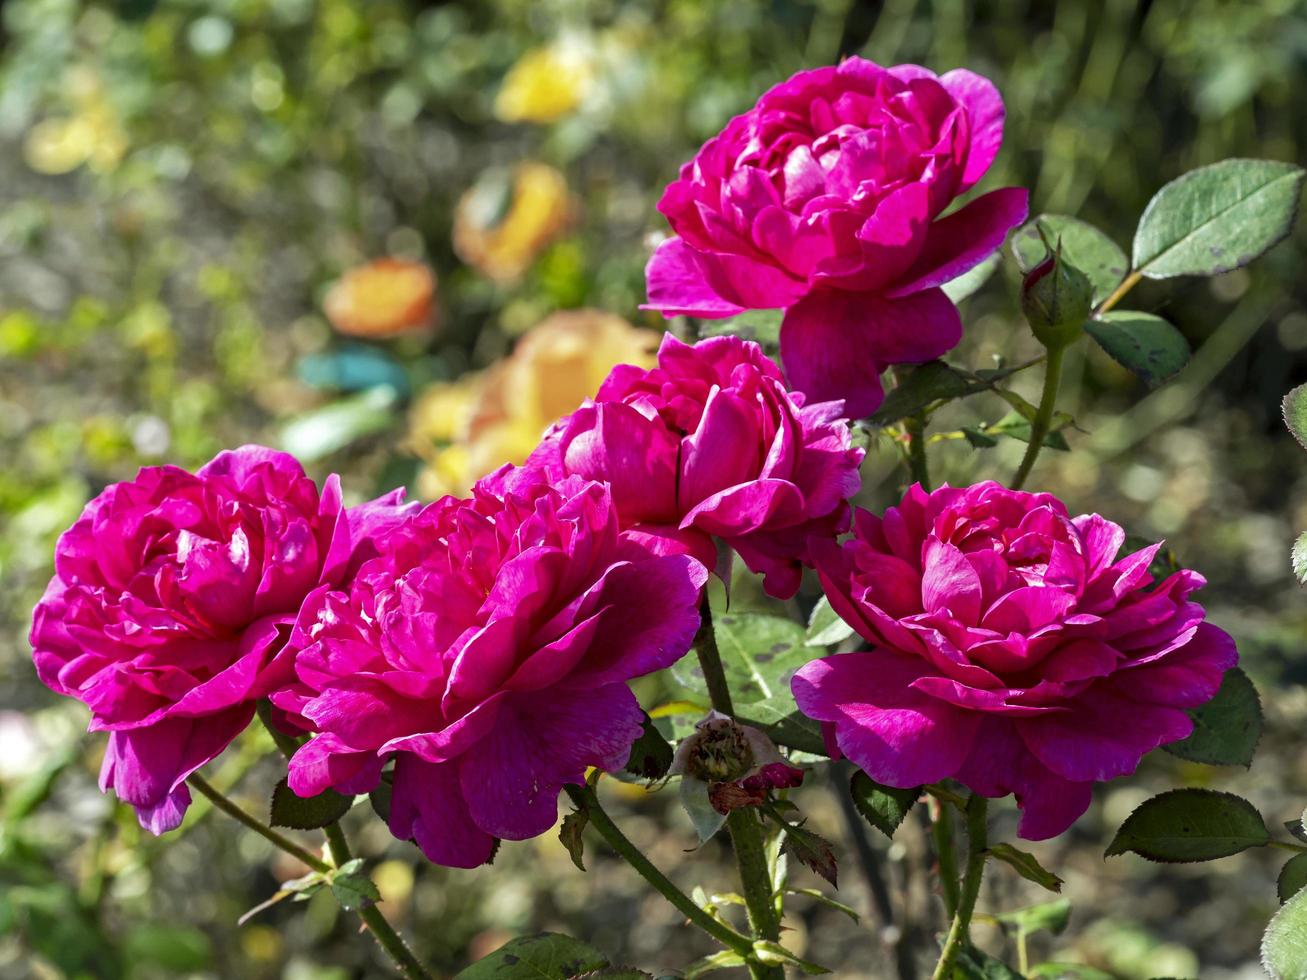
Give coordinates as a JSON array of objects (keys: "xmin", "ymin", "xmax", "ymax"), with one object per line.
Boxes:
[
  {"xmin": 793, "ymin": 482, "xmax": 1237, "ymax": 840},
  {"xmin": 29, "ymin": 446, "xmax": 411, "ymax": 833},
  {"xmin": 273, "ymin": 470, "xmax": 707, "ymax": 869},
  {"xmin": 511, "ymin": 333, "xmax": 864, "ymax": 599},
  {"xmin": 644, "ymin": 57, "xmax": 1029, "ymax": 417}
]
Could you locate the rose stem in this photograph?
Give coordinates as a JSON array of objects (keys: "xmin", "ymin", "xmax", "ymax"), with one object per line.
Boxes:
[
  {"xmin": 892, "ymin": 366, "xmax": 932, "ymax": 490},
  {"xmin": 187, "ymin": 773, "xmax": 331, "ymax": 873},
  {"xmin": 1095, "ymin": 268, "xmax": 1143, "ymax": 317},
  {"xmin": 693, "ymin": 596, "xmax": 786, "ymax": 980},
  {"xmin": 562, "ymin": 783, "xmax": 755, "ymax": 956},
  {"xmin": 1009, "ymin": 344, "xmax": 1066, "ymax": 491},
  {"xmin": 930, "ymin": 798, "xmax": 961, "ymax": 919},
  {"xmin": 930, "ymin": 794, "xmax": 989, "ymax": 980},
  {"xmin": 254, "ymin": 705, "xmax": 434, "ymax": 980}
]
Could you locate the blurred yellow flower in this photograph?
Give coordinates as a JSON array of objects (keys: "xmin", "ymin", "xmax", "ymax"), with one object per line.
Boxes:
[
  {"xmin": 453, "ymin": 163, "xmax": 574, "ymax": 284},
  {"xmin": 322, "ymin": 258, "xmax": 436, "ymax": 338},
  {"xmin": 495, "ymin": 43, "xmax": 595, "ymax": 123},
  {"xmin": 24, "ymin": 67, "xmax": 127, "ymax": 175},
  {"xmin": 410, "ymin": 309, "xmax": 657, "ymax": 499}
]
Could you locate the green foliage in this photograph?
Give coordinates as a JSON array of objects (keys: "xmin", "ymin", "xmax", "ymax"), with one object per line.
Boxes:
[
  {"xmin": 623, "ymin": 712, "xmax": 674, "ymax": 781},
  {"xmin": 1263, "ymin": 885, "xmax": 1307, "ymax": 979},
  {"xmin": 1106, "ymin": 789, "xmax": 1269, "ymax": 862},
  {"xmin": 867, "ymin": 360, "xmax": 1033, "ymax": 427},
  {"xmin": 699, "ymin": 310, "xmax": 782, "ymax": 348},
  {"xmin": 987, "ymin": 843, "xmax": 1064, "ymax": 893},
  {"xmin": 1084, "ymin": 312, "xmax": 1191, "ymax": 384},
  {"xmin": 1020, "ymin": 245, "xmax": 1094, "ymax": 351},
  {"xmin": 1278, "ymin": 853, "xmax": 1307, "ymax": 903},
  {"xmin": 1133, "ymin": 159, "xmax": 1306, "ymax": 278},
  {"xmin": 952, "ymin": 945, "xmax": 1024, "ymax": 978},
  {"xmin": 454, "ymin": 933, "xmax": 612, "ymax": 979},
  {"xmin": 804, "ymin": 595, "xmax": 855, "ymax": 648},
  {"xmin": 559, "ymin": 808, "xmax": 589, "ymax": 872},
  {"xmin": 269, "ymin": 777, "xmax": 354, "ymax": 830},
  {"xmin": 1284, "ymin": 382, "xmax": 1307, "ymax": 451},
  {"xmin": 848, "ymin": 772, "xmax": 920, "ymax": 838},
  {"xmin": 1012, "ymin": 215, "xmax": 1128, "ymax": 304},
  {"xmin": 1162, "ymin": 667, "xmax": 1262, "ymax": 766},
  {"xmin": 278, "ymin": 386, "xmax": 400, "ymax": 462},
  {"xmin": 330, "ymin": 858, "xmax": 381, "ymax": 911},
  {"xmin": 941, "ymin": 252, "xmax": 1001, "ymax": 304},
  {"xmin": 994, "ymin": 898, "xmax": 1072, "ymax": 938},
  {"xmin": 777, "ymin": 822, "xmax": 838, "ymax": 888}
]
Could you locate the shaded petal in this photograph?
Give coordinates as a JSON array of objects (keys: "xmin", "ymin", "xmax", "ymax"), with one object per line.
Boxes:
[
  {"xmin": 939, "ymin": 69, "xmax": 1006, "ymax": 190},
  {"xmin": 389, "ymin": 755, "xmax": 496, "ymax": 868},
  {"xmin": 642, "ymin": 237, "xmax": 744, "ymax": 318},
  {"xmin": 888, "ymin": 188, "xmax": 1029, "ymax": 297}
]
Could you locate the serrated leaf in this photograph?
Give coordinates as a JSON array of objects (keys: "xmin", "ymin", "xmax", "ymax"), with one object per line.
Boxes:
[
  {"xmin": 1133, "ymin": 158, "xmax": 1305, "ymax": 278},
  {"xmin": 682, "ymin": 950, "xmax": 746, "ymax": 979},
  {"xmin": 962, "ymin": 427, "xmax": 999, "ymax": 448},
  {"xmin": 1284, "ymin": 383, "xmax": 1307, "ymax": 451},
  {"xmin": 985, "ymin": 411, "xmax": 1072, "ymax": 450},
  {"xmin": 780, "ymin": 824, "xmax": 838, "ymax": 887},
  {"xmin": 987, "ymin": 843, "xmax": 1063, "ymax": 892},
  {"xmin": 848, "ymin": 771, "xmax": 920, "ymax": 837},
  {"xmin": 952, "ymin": 944, "xmax": 1024, "ymax": 979},
  {"xmin": 1163, "ymin": 667, "xmax": 1262, "ymax": 767},
  {"xmin": 330, "ymin": 863, "xmax": 380, "ymax": 911},
  {"xmin": 1279, "ymin": 853, "xmax": 1307, "ymax": 903},
  {"xmin": 995, "ymin": 897, "xmax": 1072, "ymax": 937},
  {"xmin": 941, "ymin": 251, "xmax": 1002, "ymax": 303},
  {"xmin": 805, "ymin": 596, "xmax": 855, "ymax": 648},
  {"xmin": 868, "ymin": 361, "xmax": 1011, "ymax": 426},
  {"xmin": 559, "ymin": 809, "xmax": 588, "ymax": 872},
  {"xmin": 454, "ymin": 933, "xmax": 609, "ymax": 979},
  {"xmin": 1264, "ymin": 879, "xmax": 1307, "ymax": 978},
  {"xmin": 1287, "ymin": 819, "xmax": 1307, "ymax": 844},
  {"xmin": 1293, "ymin": 533, "xmax": 1307, "ymax": 584},
  {"xmin": 1085, "ymin": 311, "xmax": 1190, "ymax": 384},
  {"xmin": 698, "ymin": 309, "xmax": 782, "ymax": 347},
  {"xmin": 751, "ymin": 940, "xmax": 830, "ymax": 975},
  {"xmin": 1012, "ymin": 214, "xmax": 1128, "ymax": 303},
  {"xmin": 624, "ymin": 712, "xmax": 674, "ymax": 780},
  {"xmin": 673, "ymin": 611, "xmax": 808, "ymax": 706},
  {"xmin": 269, "ymin": 778, "xmax": 353, "ymax": 831},
  {"xmin": 1105, "ymin": 789, "xmax": 1269, "ymax": 862}
]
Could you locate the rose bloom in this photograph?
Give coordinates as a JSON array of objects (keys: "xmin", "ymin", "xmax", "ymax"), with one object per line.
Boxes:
[
  {"xmin": 512, "ymin": 333, "xmax": 864, "ymax": 599},
  {"xmin": 323, "ymin": 258, "xmax": 436, "ymax": 338},
  {"xmin": 29, "ymin": 447, "xmax": 411, "ymax": 832},
  {"xmin": 273, "ymin": 470, "xmax": 707, "ymax": 868},
  {"xmin": 792, "ymin": 482, "xmax": 1237, "ymax": 839},
  {"xmin": 409, "ymin": 310, "xmax": 656, "ymax": 498},
  {"xmin": 644, "ymin": 57, "xmax": 1029, "ymax": 418}
]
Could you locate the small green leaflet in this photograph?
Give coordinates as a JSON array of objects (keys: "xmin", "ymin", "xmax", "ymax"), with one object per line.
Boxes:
[
  {"xmin": 1085, "ymin": 311, "xmax": 1190, "ymax": 385},
  {"xmin": 1162, "ymin": 667, "xmax": 1261, "ymax": 767},
  {"xmin": 987, "ymin": 843, "xmax": 1063, "ymax": 892},
  {"xmin": 848, "ymin": 771, "xmax": 920, "ymax": 838}
]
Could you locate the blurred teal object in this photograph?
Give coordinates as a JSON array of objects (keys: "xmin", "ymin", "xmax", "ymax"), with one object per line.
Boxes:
[{"xmin": 296, "ymin": 345, "xmax": 411, "ymax": 397}]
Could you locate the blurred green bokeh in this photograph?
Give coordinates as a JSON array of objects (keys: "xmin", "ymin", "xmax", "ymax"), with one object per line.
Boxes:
[{"xmin": 2, "ymin": 1, "xmax": 1307, "ymax": 977}]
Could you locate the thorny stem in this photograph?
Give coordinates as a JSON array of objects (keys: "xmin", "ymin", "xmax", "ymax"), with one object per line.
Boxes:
[
  {"xmin": 930, "ymin": 799, "xmax": 961, "ymax": 920},
  {"xmin": 931, "ymin": 794, "xmax": 989, "ymax": 980},
  {"xmin": 187, "ymin": 773, "xmax": 331, "ymax": 874},
  {"xmin": 693, "ymin": 597, "xmax": 786, "ymax": 980}
]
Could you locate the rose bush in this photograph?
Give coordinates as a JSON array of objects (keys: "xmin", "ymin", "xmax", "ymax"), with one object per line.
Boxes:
[
  {"xmin": 272, "ymin": 469, "xmax": 707, "ymax": 868},
  {"xmin": 644, "ymin": 57, "xmax": 1028, "ymax": 417},
  {"xmin": 29, "ymin": 446, "xmax": 410, "ymax": 832},
  {"xmin": 792, "ymin": 481, "xmax": 1238, "ymax": 839},
  {"xmin": 511, "ymin": 333, "xmax": 864, "ymax": 598}
]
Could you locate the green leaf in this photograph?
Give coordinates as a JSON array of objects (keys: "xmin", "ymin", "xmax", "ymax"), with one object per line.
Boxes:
[
  {"xmin": 1085, "ymin": 311, "xmax": 1190, "ymax": 385},
  {"xmin": 784, "ymin": 887, "xmax": 860, "ymax": 922},
  {"xmin": 1105, "ymin": 789, "xmax": 1269, "ymax": 862},
  {"xmin": 1162, "ymin": 667, "xmax": 1262, "ymax": 767},
  {"xmin": 124, "ymin": 924, "xmax": 212, "ymax": 972},
  {"xmin": 698, "ymin": 309, "xmax": 782, "ymax": 347},
  {"xmin": 1012, "ymin": 214, "xmax": 1129, "ymax": 304},
  {"xmin": 454, "ymin": 933, "xmax": 610, "ymax": 979},
  {"xmin": 1292, "ymin": 532, "xmax": 1307, "ymax": 584},
  {"xmin": 962, "ymin": 427, "xmax": 999, "ymax": 448},
  {"xmin": 1264, "ymin": 881, "xmax": 1307, "ymax": 978},
  {"xmin": 868, "ymin": 361, "xmax": 999, "ymax": 426},
  {"xmin": 673, "ymin": 612, "xmax": 808, "ymax": 706},
  {"xmin": 805, "ymin": 595, "xmax": 855, "ymax": 648},
  {"xmin": 624, "ymin": 712, "xmax": 674, "ymax": 780},
  {"xmin": 985, "ymin": 411, "xmax": 1071, "ymax": 450},
  {"xmin": 952, "ymin": 944, "xmax": 1024, "ymax": 979},
  {"xmin": 278, "ymin": 385, "xmax": 399, "ymax": 462},
  {"xmin": 679, "ymin": 776, "xmax": 727, "ymax": 842},
  {"xmin": 779, "ymin": 824, "xmax": 838, "ymax": 887},
  {"xmin": 987, "ymin": 843, "xmax": 1064, "ymax": 892},
  {"xmin": 1279, "ymin": 853, "xmax": 1307, "ymax": 903},
  {"xmin": 848, "ymin": 771, "xmax": 920, "ymax": 838},
  {"xmin": 751, "ymin": 940, "xmax": 830, "ymax": 975},
  {"xmin": 369, "ymin": 779, "xmax": 393, "ymax": 823},
  {"xmin": 682, "ymin": 950, "xmax": 747, "ymax": 979},
  {"xmin": 330, "ymin": 859, "xmax": 381, "ymax": 911},
  {"xmin": 941, "ymin": 251, "xmax": 1001, "ymax": 303},
  {"xmin": 734, "ymin": 698, "xmax": 827, "ymax": 759},
  {"xmin": 1283, "ymin": 383, "xmax": 1307, "ymax": 451},
  {"xmin": 1026, "ymin": 964, "xmax": 1116, "ymax": 980},
  {"xmin": 994, "ymin": 897, "xmax": 1072, "ymax": 937},
  {"xmin": 1133, "ymin": 158, "xmax": 1306, "ymax": 278},
  {"xmin": 269, "ymin": 778, "xmax": 353, "ymax": 830},
  {"xmin": 1287, "ymin": 817, "xmax": 1307, "ymax": 844},
  {"xmin": 559, "ymin": 808, "xmax": 588, "ymax": 872}
]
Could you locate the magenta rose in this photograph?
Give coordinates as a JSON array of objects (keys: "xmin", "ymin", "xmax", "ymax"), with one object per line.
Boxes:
[
  {"xmin": 644, "ymin": 57, "xmax": 1029, "ymax": 418},
  {"xmin": 29, "ymin": 446, "xmax": 411, "ymax": 833},
  {"xmin": 792, "ymin": 482, "xmax": 1237, "ymax": 840},
  {"xmin": 272, "ymin": 470, "xmax": 707, "ymax": 869},
  {"xmin": 511, "ymin": 333, "xmax": 864, "ymax": 599}
]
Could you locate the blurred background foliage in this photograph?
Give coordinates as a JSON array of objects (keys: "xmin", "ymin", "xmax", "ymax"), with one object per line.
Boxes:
[{"xmin": 2, "ymin": 0, "xmax": 1307, "ymax": 977}]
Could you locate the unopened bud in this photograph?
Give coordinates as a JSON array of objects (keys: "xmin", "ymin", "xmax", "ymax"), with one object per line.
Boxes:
[{"xmin": 1021, "ymin": 240, "xmax": 1092, "ymax": 351}]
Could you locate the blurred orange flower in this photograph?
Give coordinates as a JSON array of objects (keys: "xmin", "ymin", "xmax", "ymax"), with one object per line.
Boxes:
[
  {"xmin": 453, "ymin": 163, "xmax": 574, "ymax": 284},
  {"xmin": 409, "ymin": 309, "xmax": 657, "ymax": 498},
  {"xmin": 323, "ymin": 258, "xmax": 436, "ymax": 338}
]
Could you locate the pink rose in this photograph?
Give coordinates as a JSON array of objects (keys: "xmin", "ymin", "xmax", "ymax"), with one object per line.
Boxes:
[
  {"xmin": 29, "ymin": 446, "xmax": 411, "ymax": 833},
  {"xmin": 273, "ymin": 470, "xmax": 707, "ymax": 869},
  {"xmin": 511, "ymin": 333, "xmax": 864, "ymax": 599},
  {"xmin": 644, "ymin": 58, "xmax": 1029, "ymax": 417},
  {"xmin": 792, "ymin": 482, "xmax": 1237, "ymax": 840}
]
